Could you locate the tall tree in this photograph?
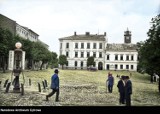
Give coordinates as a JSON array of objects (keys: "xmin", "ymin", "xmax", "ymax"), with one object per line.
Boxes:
[
  {"xmin": 59, "ymin": 55, "xmax": 67, "ymax": 69},
  {"xmin": 40, "ymin": 48, "xmax": 51, "ymax": 70},
  {"xmin": 138, "ymin": 14, "xmax": 160, "ymax": 76},
  {"xmin": 31, "ymin": 42, "xmax": 46, "ymax": 70}
]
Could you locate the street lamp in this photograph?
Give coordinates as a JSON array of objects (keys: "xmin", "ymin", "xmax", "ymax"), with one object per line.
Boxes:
[
  {"xmin": 12, "ymin": 42, "xmax": 23, "ymax": 92},
  {"xmin": 15, "ymin": 42, "xmax": 22, "ymax": 49}
]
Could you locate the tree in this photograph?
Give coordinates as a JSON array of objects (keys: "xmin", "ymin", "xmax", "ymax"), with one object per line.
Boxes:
[
  {"xmin": 87, "ymin": 56, "xmax": 95, "ymax": 67},
  {"xmin": 138, "ymin": 14, "xmax": 160, "ymax": 76},
  {"xmin": 31, "ymin": 41, "xmax": 49, "ymax": 70},
  {"xmin": 59, "ymin": 55, "xmax": 67, "ymax": 69},
  {"xmin": 0, "ymin": 27, "xmax": 53, "ymax": 71},
  {"xmin": 21, "ymin": 39, "xmax": 33, "ymax": 69},
  {"xmin": 50, "ymin": 52, "xmax": 58, "ymax": 68},
  {"xmin": 0, "ymin": 28, "xmax": 14, "ymax": 73},
  {"xmin": 40, "ymin": 49, "xmax": 51, "ymax": 70}
]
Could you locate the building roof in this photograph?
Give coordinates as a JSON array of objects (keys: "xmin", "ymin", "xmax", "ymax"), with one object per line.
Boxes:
[
  {"xmin": 59, "ymin": 33, "xmax": 106, "ymax": 41},
  {"xmin": 0, "ymin": 14, "xmax": 16, "ymax": 23},
  {"xmin": 0, "ymin": 14, "xmax": 39, "ymax": 36},
  {"xmin": 21, "ymin": 25, "xmax": 39, "ymax": 36},
  {"xmin": 106, "ymin": 43, "xmax": 137, "ymax": 51}
]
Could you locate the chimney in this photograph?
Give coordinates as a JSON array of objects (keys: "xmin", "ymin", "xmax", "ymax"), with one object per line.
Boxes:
[
  {"xmin": 85, "ymin": 32, "xmax": 90, "ymax": 36},
  {"xmin": 74, "ymin": 31, "xmax": 76, "ymax": 36},
  {"xmin": 104, "ymin": 32, "xmax": 106, "ymax": 36}
]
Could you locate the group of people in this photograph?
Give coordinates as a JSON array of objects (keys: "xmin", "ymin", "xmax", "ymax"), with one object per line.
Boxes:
[
  {"xmin": 106, "ymin": 72, "xmax": 132, "ymax": 106},
  {"xmin": 117, "ymin": 75, "xmax": 132, "ymax": 106},
  {"xmin": 46, "ymin": 69, "xmax": 132, "ymax": 106}
]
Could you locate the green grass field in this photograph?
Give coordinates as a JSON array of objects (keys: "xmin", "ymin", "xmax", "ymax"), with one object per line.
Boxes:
[{"xmin": 0, "ymin": 69, "xmax": 160, "ymax": 106}]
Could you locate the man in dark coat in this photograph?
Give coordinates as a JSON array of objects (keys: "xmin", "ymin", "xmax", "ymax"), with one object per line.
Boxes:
[
  {"xmin": 117, "ymin": 75, "xmax": 125, "ymax": 104},
  {"xmin": 124, "ymin": 76, "xmax": 132, "ymax": 106},
  {"xmin": 46, "ymin": 69, "xmax": 59, "ymax": 102}
]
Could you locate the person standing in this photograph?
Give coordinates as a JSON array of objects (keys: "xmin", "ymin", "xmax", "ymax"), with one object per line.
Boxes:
[
  {"xmin": 107, "ymin": 73, "xmax": 114, "ymax": 93},
  {"xmin": 117, "ymin": 75, "xmax": 125, "ymax": 105},
  {"xmin": 106, "ymin": 72, "xmax": 110, "ymax": 92},
  {"xmin": 46, "ymin": 69, "xmax": 60, "ymax": 102},
  {"xmin": 124, "ymin": 76, "xmax": 132, "ymax": 106}
]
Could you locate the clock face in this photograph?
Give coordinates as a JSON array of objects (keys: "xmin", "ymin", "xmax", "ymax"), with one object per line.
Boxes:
[{"xmin": 126, "ymin": 36, "xmax": 129, "ymax": 39}]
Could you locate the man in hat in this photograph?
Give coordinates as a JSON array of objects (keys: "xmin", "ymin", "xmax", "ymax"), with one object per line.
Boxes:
[
  {"xmin": 124, "ymin": 76, "xmax": 132, "ymax": 106},
  {"xmin": 46, "ymin": 69, "xmax": 59, "ymax": 102},
  {"xmin": 117, "ymin": 75, "xmax": 125, "ymax": 105}
]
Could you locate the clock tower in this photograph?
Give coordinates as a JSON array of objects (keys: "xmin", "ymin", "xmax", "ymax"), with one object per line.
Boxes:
[{"xmin": 124, "ymin": 28, "xmax": 131, "ymax": 43}]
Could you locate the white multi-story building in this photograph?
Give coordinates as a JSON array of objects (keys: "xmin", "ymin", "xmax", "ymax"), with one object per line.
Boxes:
[
  {"xmin": 16, "ymin": 24, "xmax": 39, "ymax": 42},
  {"xmin": 0, "ymin": 14, "xmax": 39, "ymax": 42},
  {"xmin": 105, "ymin": 43, "xmax": 138, "ymax": 71},
  {"xmin": 59, "ymin": 29, "xmax": 138, "ymax": 71}
]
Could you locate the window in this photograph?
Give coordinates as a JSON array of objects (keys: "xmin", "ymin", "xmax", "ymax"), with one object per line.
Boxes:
[
  {"xmin": 75, "ymin": 52, "xmax": 78, "ymax": 58},
  {"xmin": 99, "ymin": 43, "xmax": 102, "ymax": 49},
  {"xmin": 99, "ymin": 52, "xmax": 102, "ymax": 58},
  {"xmin": 81, "ymin": 52, "xmax": 84, "ymax": 58},
  {"xmin": 115, "ymin": 55, "xmax": 118, "ymax": 60},
  {"xmin": 66, "ymin": 52, "xmax": 69, "ymax": 57},
  {"xmin": 93, "ymin": 52, "xmax": 96, "ymax": 58},
  {"xmin": 107, "ymin": 55, "xmax": 110, "ymax": 60},
  {"xmin": 81, "ymin": 61, "xmax": 83, "ymax": 67},
  {"xmin": 131, "ymin": 55, "xmax": 134, "ymax": 61},
  {"xmin": 120, "ymin": 65, "xmax": 123, "ymax": 69},
  {"xmin": 126, "ymin": 55, "xmax": 129, "ymax": 60},
  {"xmin": 93, "ymin": 43, "xmax": 96, "ymax": 49},
  {"xmin": 115, "ymin": 64, "xmax": 118, "ymax": 69},
  {"xmin": 126, "ymin": 65, "xmax": 129, "ymax": 69},
  {"xmin": 87, "ymin": 52, "xmax": 90, "ymax": 57},
  {"xmin": 81, "ymin": 43, "xmax": 84, "ymax": 49},
  {"xmin": 131, "ymin": 65, "xmax": 134, "ymax": 69},
  {"xmin": 75, "ymin": 61, "xmax": 77, "ymax": 67},
  {"xmin": 87, "ymin": 43, "xmax": 90, "ymax": 49},
  {"xmin": 120, "ymin": 55, "xmax": 123, "ymax": 60},
  {"xmin": 137, "ymin": 56, "xmax": 139, "ymax": 61},
  {"xmin": 75, "ymin": 43, "xmax": 78, "ymax": 49},
  {"xmin": 66, "ymin": 43, "xmax": 69, "ymax": 48},
  {"xmin": 106, "ymin": 64, "xmax": 110, "ymax": 70}
]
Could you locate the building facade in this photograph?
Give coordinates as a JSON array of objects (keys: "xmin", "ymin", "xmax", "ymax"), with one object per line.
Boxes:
[
  {"xmin": 0, "ymin": 14, "xmax": 38, "ymax": 42},
  {"xmin": 59, "ymin": 29, "xmax": 138, "ymax": 71},
  {"xmin": 16, "ymin": 24, "xmax": 39, "ymax": 42}
]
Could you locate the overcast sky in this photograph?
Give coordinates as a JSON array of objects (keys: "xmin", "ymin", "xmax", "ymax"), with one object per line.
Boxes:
[{"xmin": 0, "ymin": 0, "xmax": 160, "ymax": 54}]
